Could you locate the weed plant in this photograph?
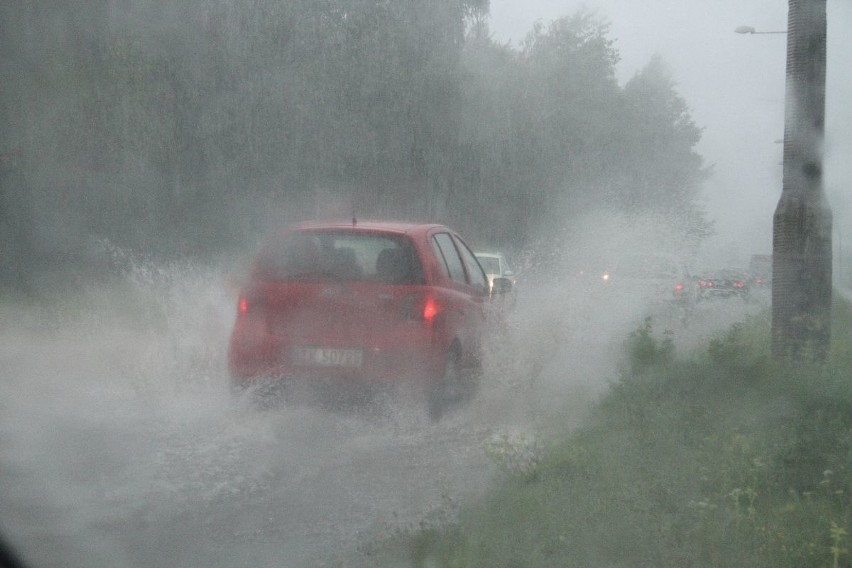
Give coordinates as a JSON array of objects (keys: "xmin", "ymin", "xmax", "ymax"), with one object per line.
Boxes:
[{"xmin": 375, "ymin": 301, "xmax": 852, "ymax": 567}]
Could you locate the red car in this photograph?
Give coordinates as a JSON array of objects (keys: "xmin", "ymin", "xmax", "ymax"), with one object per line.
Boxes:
[{"xmin": 228, "ymin": 220, "xmax": 493, "ymax": 418}]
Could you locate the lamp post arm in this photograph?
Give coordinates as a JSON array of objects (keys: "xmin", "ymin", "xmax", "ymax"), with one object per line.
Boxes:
[{"xmin": 735, "ymin": 25, "xmax": 787, "ymax": 34}]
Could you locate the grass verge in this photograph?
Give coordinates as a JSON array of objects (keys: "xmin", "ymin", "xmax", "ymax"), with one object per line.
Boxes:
[{"xmin": 371, "ymin": 300, "xmax": 852, "ymax": 567}]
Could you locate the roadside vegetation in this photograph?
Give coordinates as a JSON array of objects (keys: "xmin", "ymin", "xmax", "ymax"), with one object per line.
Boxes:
[
  {"xmin": 1, "ymin": 3, "xmax": 709, "ymax": 294},
  {"xmin": 374, "ymin": 300, "xmax": 852, "ymax": 567}
]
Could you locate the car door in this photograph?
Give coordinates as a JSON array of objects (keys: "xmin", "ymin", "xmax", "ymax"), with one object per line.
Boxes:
[
  {"xmin": 452, "ymin": 233, "xmax": 489, "ymax": 354},
  {"xmin": 429, "ymin": 230, "xmax": 487, "ymax": 365}
]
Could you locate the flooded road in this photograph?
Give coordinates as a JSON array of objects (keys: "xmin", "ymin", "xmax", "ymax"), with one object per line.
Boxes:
[{"xmin": 0, "ymin": 265, "xmax": 762, "ymax": 567}]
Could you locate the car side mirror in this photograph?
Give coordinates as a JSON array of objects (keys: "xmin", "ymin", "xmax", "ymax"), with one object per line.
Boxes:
[{"xmin": 491, "ymin": 277, "xmax": 513, "ymax": 296}]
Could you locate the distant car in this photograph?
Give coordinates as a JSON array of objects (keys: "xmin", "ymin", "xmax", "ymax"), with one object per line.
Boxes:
[
  {"xmin": 228, "ymin": 220, "xmax": 491, "ymax": 419},
  {"xmin": 749, "ymin": 254, "xmax": 772, "ymax": 288},
  {"xmin": 696, "ymin": 269, "xmax": 751, "ymax": 301},
  {"xmin": 601, "ymin": 252, "xmax": 697, "ymax": 307},
  {"xmin": 474, "ymin": 250, "xmax": 516, "ymax": 304}
]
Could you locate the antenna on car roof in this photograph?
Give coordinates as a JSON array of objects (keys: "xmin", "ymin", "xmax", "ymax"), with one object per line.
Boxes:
[{"xmin": 352, "ymin": 205, "xmax": 357, "ymax": 226}]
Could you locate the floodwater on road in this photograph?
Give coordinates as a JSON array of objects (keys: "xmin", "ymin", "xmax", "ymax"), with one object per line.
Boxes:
[{"xmin": 0, "ymin": 264, "xmax": 762, "ymax": 568}]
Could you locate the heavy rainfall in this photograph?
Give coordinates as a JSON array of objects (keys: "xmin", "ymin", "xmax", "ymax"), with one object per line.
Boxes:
[{"xmin": 1, "ymin": 1, "xmax": 851, "ymax": 567}]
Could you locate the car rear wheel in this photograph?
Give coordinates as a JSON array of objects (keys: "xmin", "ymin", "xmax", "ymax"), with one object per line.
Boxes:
[{"xmin": 428, "ymin": 347, "xmax": 476, "ymax": 422}]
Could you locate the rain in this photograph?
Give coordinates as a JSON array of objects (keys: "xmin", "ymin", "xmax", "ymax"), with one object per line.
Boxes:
[{"xmin": 1, "ymin": 1, "xmax": 851, "ymax": 567}]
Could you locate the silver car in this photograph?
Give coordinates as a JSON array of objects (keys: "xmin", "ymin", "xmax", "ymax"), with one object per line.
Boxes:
[{"xmin": 474, "ymin": 251, "xmax": 516, "ymax": 302}]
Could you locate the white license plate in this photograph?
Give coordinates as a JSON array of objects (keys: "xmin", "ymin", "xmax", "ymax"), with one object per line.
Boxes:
[{"xmin": 291, "ymin": 346, "xmax": 364, "ymax": 368}]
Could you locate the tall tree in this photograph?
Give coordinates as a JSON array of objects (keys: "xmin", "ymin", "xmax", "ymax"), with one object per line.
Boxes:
[{"xmin": 0, "ymin": 1, "xmax": 711, "ymax": 292}]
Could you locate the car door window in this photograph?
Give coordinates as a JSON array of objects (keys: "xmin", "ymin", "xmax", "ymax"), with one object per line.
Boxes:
[
  {"xmin": 477, "ymin": 256, "xmax": 500, "ymax": 275},
  {"xmin": 432, "ymin": 233, "xmax": 466, "ymax": 284},
  {"xmin": 454, "ymin": 236, "xmax": 488, "ymax": 293}
]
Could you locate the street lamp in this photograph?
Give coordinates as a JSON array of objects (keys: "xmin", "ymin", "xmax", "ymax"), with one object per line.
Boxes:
[
  {"xmin": 771, "ymin": 0, "xmax": 832, "ymax": 361},
  {"xmin": 737, "ymin": 2, "xmax": 832, "ymax": 361},
  {"xmin": 734, "ymin": 25, "xmax": 787, "ymax": 35}
]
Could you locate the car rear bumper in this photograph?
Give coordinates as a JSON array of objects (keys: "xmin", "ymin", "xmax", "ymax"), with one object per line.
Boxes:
[
  {"xmin": 697, "ymin": 289, "xmax": 748, "ymax": 300},
  {"xmin": 228, "ymin": 327, "xmax": 446, "ymax": 387}
]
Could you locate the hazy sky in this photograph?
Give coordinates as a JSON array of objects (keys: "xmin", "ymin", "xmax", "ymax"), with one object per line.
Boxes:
[{"xmin": 488, "ymin": 0, "xmax": 852, "ymax": 267}]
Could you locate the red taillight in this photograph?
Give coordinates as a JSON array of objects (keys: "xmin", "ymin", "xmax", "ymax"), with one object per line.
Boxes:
[
  {"xmin": 423, "ymin": 297, "xmax": 439, "ymax": 322},
  {"xmin": 237, "ymin": 291, "xmax": 264, "ymax": 315},
  {"xmin": 674, "ymin": 283, "xmax": 685, "ymax": 293},
  {"xmin": 733, "ymin": 280, "xmax": 745, "ymax": 289},
  {"xmin": 699, "ymin": 280, "xmax": 714, "ymax": 288},
  {"xmin": 402, "ymin": 293, "xmax": 442, "ymax": 323}
]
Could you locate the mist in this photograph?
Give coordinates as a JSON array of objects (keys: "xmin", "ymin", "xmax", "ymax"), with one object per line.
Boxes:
[
  {"xmin": 0, "ymin": 1, "xmax": 844, "ymax": 566},
  {"xmin": 490, "ymin": 0, "xmax": 852, "ymax": 273}
]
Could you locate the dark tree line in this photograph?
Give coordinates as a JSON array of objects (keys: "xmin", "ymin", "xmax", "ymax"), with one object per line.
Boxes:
[{"xmin": 0, "ymin": 1, "xmax": 708, "ymax": 292}]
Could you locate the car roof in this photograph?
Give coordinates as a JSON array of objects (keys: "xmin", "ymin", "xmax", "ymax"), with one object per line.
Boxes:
[
  {"xmin": 285, "ymin": 220, "xmax": 448, "ymax": 236},
  {"xmin": 474, "ymin": 251, "xmax": 504, "ymax": 258}
]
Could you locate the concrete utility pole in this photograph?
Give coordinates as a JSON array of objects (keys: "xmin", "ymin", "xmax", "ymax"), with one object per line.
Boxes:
[{"xmin": 772, "ymin": 0, "xmax": 832, "ymax": 360}]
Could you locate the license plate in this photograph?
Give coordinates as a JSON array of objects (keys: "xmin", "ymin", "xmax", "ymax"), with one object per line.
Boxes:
[{"xmin": 290, "ymin": 346, "xmax": 363, "ymax": 368}]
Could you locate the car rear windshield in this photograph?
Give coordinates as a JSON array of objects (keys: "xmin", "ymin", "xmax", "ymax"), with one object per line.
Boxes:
[{"xmin": 253, "ymin": 230, "xmax": 425, "ymax": 284}]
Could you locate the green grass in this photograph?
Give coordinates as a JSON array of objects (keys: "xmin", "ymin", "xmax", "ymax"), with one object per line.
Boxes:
[{"xmin": 373, "ymin": 301, "xmax": 852, "ymax": 567}]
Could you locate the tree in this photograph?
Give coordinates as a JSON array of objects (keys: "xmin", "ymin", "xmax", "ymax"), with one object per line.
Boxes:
[{"xmin": 0, "ymin": 1, "xmax": 711, "ymax": 292}]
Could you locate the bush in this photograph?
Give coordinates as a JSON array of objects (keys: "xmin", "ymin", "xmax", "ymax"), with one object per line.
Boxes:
[{"xmin": 379, "ymin": 302, "xmax": 852, "ymax": 567}]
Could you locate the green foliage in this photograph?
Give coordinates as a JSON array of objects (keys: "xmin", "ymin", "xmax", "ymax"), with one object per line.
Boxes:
[
  {"xmin": 1, "ymin": 2, "xmax": 708, "ymax": 292},
  {"xmin": 624, "ymin": 317, "xmax": 674, "ymax": 376},
  {"xmin": 483, "ymin": 429, "xmax": 543, "ymax": 481},
  {"xmin": 381, "ymin": 301, "xmax": 852, "ymax": 567}
]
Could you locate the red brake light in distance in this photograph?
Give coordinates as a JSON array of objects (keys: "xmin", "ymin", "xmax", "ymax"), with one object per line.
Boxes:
[
  {"xmin": 238, "ymin": 294, "xmax": 249, "ymax": 314},
  {"xmin": 674, "ymin": 283, "xmax": 684, "ymax": 292}
]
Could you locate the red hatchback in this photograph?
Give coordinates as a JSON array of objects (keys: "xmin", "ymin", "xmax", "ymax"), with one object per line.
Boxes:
[{"xmin": 228, "ymin": 221, "xmax": 493, "ymax": 418}]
